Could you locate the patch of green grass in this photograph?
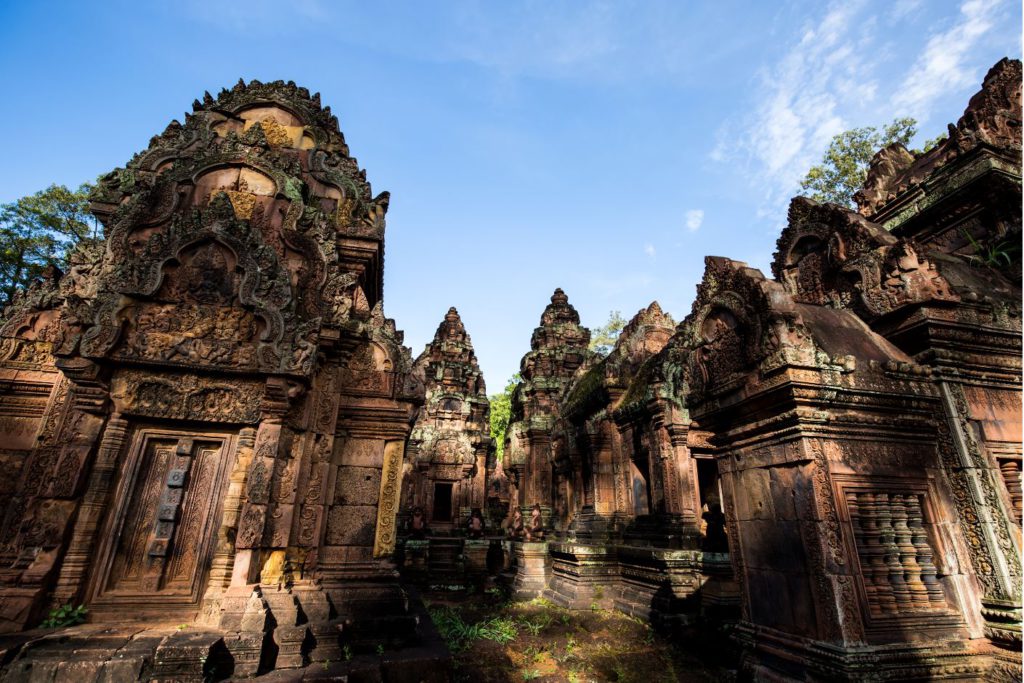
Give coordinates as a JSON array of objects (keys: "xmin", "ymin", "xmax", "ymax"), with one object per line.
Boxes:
[
  {"xmin": 611, "ymin": 657, "xmax": 631, "ymax": 682},
  {"xmin": 519, "ymin": 612, "xmax": 553, "ymax": 636},
  {"xmin": 430, "ymin": 606, "xmax": 519, "ymax": 652},
  {"xmin": 40, "ymin": 604, "xmax": 87, "ymax": 629},
  {"xmin": 477, "ymin": 616, "xmax": 518, "ymax": 644},
  {"xmin": 526, "ymin": 596, "xmax": 556, "ymax": 609}
]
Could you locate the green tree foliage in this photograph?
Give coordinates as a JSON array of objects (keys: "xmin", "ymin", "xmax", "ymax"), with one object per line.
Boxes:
[
  {"xmin": 588, "ymin": 310, "xmax": 627, "ymax": 356},
  {"xmin": 800, "ymin": 117, "xmax": 917, "ymax": 207},
  {"xmin": 922, "ymin": 134, "xmax": 947, "ymax": 152},
  {"xmin": 489, "ymin": 374, "xmax": 520, "ymax": 461},
  {"xmin": 0, "ymin": 183, "xmax": 95, "ymax": 309}
]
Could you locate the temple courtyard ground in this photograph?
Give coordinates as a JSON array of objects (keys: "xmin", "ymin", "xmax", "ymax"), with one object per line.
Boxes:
[{"xmin": 423, "ymin": 585, "xmax": 735, "ymax": 682}]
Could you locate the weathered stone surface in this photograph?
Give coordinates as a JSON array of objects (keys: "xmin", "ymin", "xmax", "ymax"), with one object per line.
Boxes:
[
  {"xmin": 500, "ymin": 59, "xmax": 1022, "ymax": 682},
  {"xmin": 0, "ymin": 58, "xmax": 1019, "ymax": 683},
  {"xmin": 0, "ymin": 80, "xmax": 447, "ymax": 680}
]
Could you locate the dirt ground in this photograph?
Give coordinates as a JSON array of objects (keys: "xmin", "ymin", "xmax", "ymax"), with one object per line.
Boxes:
[{"xmin": 423, "ymin": 585, "xmax": 736, "ymax": 683}]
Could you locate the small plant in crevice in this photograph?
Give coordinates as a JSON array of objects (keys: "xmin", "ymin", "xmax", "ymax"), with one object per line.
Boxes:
[
  {"xmin": 961, "ymin": 228, "xmax": 1018, "ymax": 271},
  {"xmin": 40, "ymin": 603, "xmax": 88, "ymax": 628}
]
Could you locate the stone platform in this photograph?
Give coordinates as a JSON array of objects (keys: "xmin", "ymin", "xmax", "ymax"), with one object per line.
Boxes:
[{"xmin": 0, "ymin": 592, "xmax": 451, "ymax": 682}]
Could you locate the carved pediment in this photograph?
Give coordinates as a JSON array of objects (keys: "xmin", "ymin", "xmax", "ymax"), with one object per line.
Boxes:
[
  {"xmin": 775, "ymin": 197, "xmax": 959, "ymax": 320},
  {"xmin": 47, "ymin": 81, "xmax": 406, "ymax": 382}
]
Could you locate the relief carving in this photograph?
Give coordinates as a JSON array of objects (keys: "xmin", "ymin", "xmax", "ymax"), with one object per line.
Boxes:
[{"xmin": 111, "ymin": 369, "xmax": 261, "ymax": 423}]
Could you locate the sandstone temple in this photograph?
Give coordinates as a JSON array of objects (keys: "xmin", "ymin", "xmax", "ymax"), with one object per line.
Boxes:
[{"xmin": 0, "ymin": 59, "xmax": 1019, "ymax": 681}]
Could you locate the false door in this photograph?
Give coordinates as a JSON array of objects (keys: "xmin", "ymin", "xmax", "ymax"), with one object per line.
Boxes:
[{"xmin": 91, "ymin": 428, "xmax": 234, "ymax": 617}]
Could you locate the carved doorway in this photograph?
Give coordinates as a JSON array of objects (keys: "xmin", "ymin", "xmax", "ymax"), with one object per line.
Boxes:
[
  {"xmin": 432, "ymin": 482, "xmax": 453, "ymax": 523},
  {"xmin": 90, "ymin": 427, "xmax": 235, "ymax": 620}
]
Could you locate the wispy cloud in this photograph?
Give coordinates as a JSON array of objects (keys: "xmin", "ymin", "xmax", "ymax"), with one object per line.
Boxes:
[
  {"xmin": 685, "ymin": 209, "xmax": 704, "ymax": 232},
  {"xmin": 889, "ymin": 0, "xmax": 924, "ymax": 20},
  {"xmin": 743, "ymin": 2, "xmax": 865, "ymax": 205},
  {"xmin": 644, "ymin": 243, "xmax": 657, "ymax": 258},
  {"xmin": 893, "ymin": 0, "xmax": 1000, "ymax": 120},
  {"xmin": 711, "ymin": 0, "xmax": 1009, "ymax": 217}
]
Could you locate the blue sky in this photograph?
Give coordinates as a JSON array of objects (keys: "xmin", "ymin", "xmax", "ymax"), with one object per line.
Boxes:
[{"xmin": 0, "ymin": 1, "xmax": 1019, "ymax": 389}]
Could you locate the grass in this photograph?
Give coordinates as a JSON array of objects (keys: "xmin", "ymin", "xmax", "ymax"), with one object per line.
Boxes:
[{"xmin": 425, "ymin": 584, "xmax": 733, "ymax": 682}]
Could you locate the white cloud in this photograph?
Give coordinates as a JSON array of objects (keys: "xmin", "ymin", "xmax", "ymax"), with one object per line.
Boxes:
[
  {"xmin": 742, "ymin": 2, "xmax": 864, "ymax": 204},
  {"xmin": 890, "ymin": 0, "xmax": 924, "ymax": 20},
  {"xmin": 644, "ymin": 243, "xmax": 657, "ymax": 258},
  {"xmin": 685, "ymin": 209, "xmax": 704, "ymax": 232},
  {"xmin": 892, "ymin": 0, "xmax": 1000, "ymax": 121},
  {"xmin": 709, "ymin": 0, "xmax": 1007, "ymax": 217}
]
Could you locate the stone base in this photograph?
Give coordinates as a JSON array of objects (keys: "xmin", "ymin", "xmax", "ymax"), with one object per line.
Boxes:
[
  {"xmin": 0, "ymin": 626, "xmax": 226, "ymax": 683},
  {"xmin": 544, "ymin": 541, "xmax": 618, "ymax": 609},
  {"xmin": 614, "ymin": 546, "xmax": 702, "ymax": 629},
  {"xmin": 0, "ymin": 584, "xmax": 48, "ymax": 634},
  {"xmin": 462, "ymin": 540, "xmax": 489, "ymax": 577},
  {"xmin": 0, "ymin": 587, "xmax": 452, "ymax": 682},
  {"xmin": 565, "ymin": 509, "xmax": 628, "ymax": 544},
  {"xmin": 697, "ymin": 552, "xmax": 741, "ymax": 623},
  {"xmin": 512, "ymin": 542, "xmax": 549, "ymax": 599},
  {"xmin": 735, "ymin": 622, "xmax": 998, "ymax": 682},
  {"xmin": 621, "ymin": 514, "xmax": 698, "ymax": 549}
]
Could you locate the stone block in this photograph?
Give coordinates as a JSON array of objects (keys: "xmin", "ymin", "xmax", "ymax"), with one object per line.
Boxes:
[
  {"xmin": 325, "ymin": 505, "xmax": 377, "ymax": 546},
  {"xmin": 335, "ymin": 439, "xmax": 383, "ymax": 468},
  {"xmin": 334, "ymin": 467, "xmax": 381, "ymax": 506}
]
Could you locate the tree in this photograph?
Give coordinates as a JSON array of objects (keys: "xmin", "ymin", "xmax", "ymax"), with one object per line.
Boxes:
[
  {"xmin": 488, "ymin": 374, "xmax": 520, "ymax": 461},
  {"xmin": 0, "ymin": 183, "xmax": 95, "ymax": 310},
  {"xmin": 800, "ymin": 117, "xmax": 917, "ymax": 207},
  {"xmin": 588, "ymin": 310, "xmax": 626, "ymax": 356}
]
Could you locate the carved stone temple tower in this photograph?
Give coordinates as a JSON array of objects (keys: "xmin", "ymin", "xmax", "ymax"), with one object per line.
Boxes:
[
  {"xmin": 0, "ymin": 81, "xmax": 445, "ymax": 678},
  {"xmin": 402, "ymin": 307, "xmax": 492, "ymax": 531},
  {"xmin": 504, "ymin": 289, "xmax": 591, "ymax": 528}
]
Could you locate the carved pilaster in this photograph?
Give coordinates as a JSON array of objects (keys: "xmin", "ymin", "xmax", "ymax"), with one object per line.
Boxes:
[
  {"xmin": 373, "ymin": 440, "xmax": 404, "ymax": 558},
  {"xmin": 937, "ymin": 379, "xmax": 1023, "ymax": 647},
  {"xmin": 51, "ymin": 413, "xmax": 126, "ymax": 605},
  {"xmin": 202, "ymin": 426, "xmax": 256, "ymax": 614}
]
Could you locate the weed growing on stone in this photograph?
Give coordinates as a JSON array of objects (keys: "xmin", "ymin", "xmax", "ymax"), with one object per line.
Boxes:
[{"xmin": 40, "ymin": 604, "xmax": 88, "ymax": 629}]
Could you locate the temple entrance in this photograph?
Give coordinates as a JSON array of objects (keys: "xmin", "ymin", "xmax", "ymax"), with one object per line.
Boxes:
[
  {"xmin": 89, "ymin": 427, "xmax": 235, "ymax": 620},
  {"xmin": 432, "ymin": 482, "xmax": 453, "ymax": 523}
]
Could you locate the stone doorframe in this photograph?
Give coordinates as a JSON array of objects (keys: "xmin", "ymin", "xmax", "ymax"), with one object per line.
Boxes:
[{"xmin": 86, "ymin": 425, "xmax": 238, "ymax": 622}]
